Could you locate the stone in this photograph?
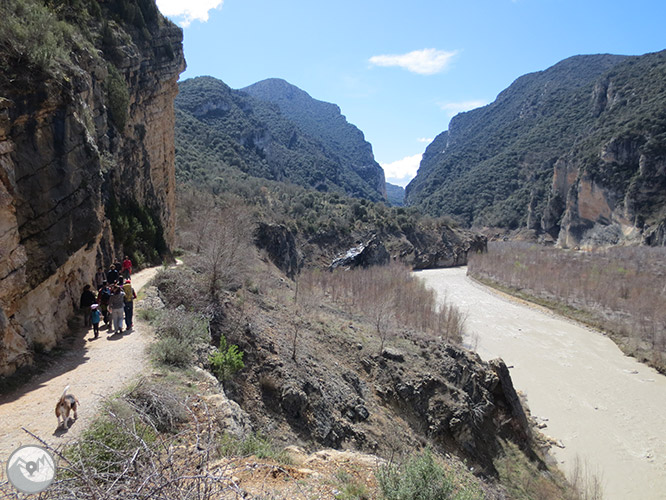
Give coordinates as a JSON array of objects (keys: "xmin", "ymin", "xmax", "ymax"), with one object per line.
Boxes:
[{"xmin": 330, "ymin": 235, "xmax": 389, "ymax": 270}]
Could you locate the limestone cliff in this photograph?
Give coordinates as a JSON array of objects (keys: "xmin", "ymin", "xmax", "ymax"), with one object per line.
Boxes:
[{"xmin": 0, "ymin": 1, "xmax": 184, "ymax": 376}]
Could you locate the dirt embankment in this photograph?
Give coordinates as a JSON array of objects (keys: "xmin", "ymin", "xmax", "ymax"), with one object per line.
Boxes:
[{"xmin": 0, "ymin": 266, "xmax": 161, "ymax": 462}]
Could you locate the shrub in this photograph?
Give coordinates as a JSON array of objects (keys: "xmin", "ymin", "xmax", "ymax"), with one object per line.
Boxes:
[
  {"xmin": 124, "ymin": 379, "xmax": 188, "ymax": 433},
  {"xmin": 335, "ymin": 469, "xmax": 371, "ymax": 500},
  {"xmin": 209, "ymin": 335, "xmax": 244, "ymax": 381},
  {"xmin": 217, "ymin": 432, "xmax": 289, "ymax": 463},
  {"xmin": 65, "ymin": 400, "xmax": 156, "ymax": 475},
  {"xmin": 376, "ymin": 449, "xmax": 482, "ymax": 500},
  {"xmin": 106, "ymin": 63, "xmax": 130, "ymax": 130},
  {"xmin": 151, "ymin": 309, "xmax": 210, "ymax": 367},
  {"xmin": 137, "ymin": 307, "xmax": 160, "ymax": 323},
  {"xmin": 0, "ymin": 0, "xmax": 71, "ymax": 72}
]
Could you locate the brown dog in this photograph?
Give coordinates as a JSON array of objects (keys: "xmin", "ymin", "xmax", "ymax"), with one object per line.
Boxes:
[{"xmin": 55, "ymin": 385, "xmax": 79, "ymax": 428}]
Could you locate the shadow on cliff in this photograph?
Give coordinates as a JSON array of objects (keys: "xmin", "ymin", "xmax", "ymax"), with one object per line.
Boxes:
[{"xmin": 0, "ymin": 323, "xmax": 93, "ymax": 403}]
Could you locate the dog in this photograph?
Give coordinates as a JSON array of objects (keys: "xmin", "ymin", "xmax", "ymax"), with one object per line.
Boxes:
[{"xmin": 55, "ymin": 385, "xmax": 79, "ymax": 429}]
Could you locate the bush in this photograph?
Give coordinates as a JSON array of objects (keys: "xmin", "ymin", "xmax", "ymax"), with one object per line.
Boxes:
[
  {"xmin": 217, "ymin": 432, "xmax": 289, "ymax": 463},
  {"xmin": 334, "ymin": 469, "xmax": 371, "ymax": 500},
  {"xmin": 124, "ymin": 379, "xmax": 188, "ymax": 433},
  {"xmin": 106, "ymin": 63, "xmax": 130, "ymax": 130},
  {"xmin": 65, "ymin": 400, "xmax": 156, "ymax": 475},
  {"xmin": 0, "ymin": 0, "xmax": 71, "ymax": 72},
  {"xmin": 151, "ymin": 309, "xmax": 210, "ymax": 367},
  {"xmin": 209, "ymin": 335, "xmax": 244, "ymax": 381},
  {"xmin": 376, "ymin": 449, "xmax": 482, "ymax": 500}
]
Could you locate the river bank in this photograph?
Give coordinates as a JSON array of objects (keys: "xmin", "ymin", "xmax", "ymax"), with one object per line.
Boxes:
[{"xmin": 417, "ymin": 267, "xmax": 666, "ymax": 500}]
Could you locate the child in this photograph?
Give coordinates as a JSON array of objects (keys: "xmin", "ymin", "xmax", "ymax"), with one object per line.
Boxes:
[{"xmin": 91, "ymin": 303, "xmax": 101, "ymax": 339}]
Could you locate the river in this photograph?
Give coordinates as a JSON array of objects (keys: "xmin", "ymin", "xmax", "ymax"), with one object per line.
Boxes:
[{"xmin": 417, "ymin": 267, "xmax": 666, "ymax": 500}]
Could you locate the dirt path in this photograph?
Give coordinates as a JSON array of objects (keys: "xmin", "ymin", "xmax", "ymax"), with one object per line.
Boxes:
[
  {"xmin": 417, "ymin": 267, "xmax": 666, "ymax": 500},
  {"xmin": 0, "ymin": 266, "xmax": 161, "ymax": 462}
]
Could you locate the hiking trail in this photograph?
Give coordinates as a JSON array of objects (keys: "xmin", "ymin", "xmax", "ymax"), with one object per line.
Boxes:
[{"xmin": 0, "ymin": 265, "xmax": 163, "ymax": 462}]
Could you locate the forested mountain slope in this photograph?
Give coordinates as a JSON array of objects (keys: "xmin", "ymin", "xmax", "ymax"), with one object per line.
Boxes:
[
  {"xmin": 242, "ymin": 78, "xmax": 386, "ymax": 199},
  {"xmin": 175, "ymin": 77, "xmax": 386, "ymax": 201},
  {"xmin": 407, "ymin": 51, "xmax": 666, "ymax": 247}
]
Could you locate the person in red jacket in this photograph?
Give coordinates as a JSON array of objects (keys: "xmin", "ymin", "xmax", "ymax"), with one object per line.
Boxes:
[{"xmin": 121, "ymin": 255, "xmax": 132, "ymax": 281}]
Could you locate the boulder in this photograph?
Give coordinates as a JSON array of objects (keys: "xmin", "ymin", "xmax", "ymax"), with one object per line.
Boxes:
[{"xmin": 329, "ymin": 236, "xmax": 389, "ymax": 270}]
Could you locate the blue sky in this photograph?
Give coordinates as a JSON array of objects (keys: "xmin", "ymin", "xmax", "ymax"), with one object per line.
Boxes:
[{"xmin": 156, "ymin": 0, "xmax": 666, "ymax": 187}]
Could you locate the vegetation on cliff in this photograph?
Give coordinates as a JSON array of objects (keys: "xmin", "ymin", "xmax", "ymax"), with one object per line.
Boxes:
[{"xmin": 406, "ymin": 51, "xmax": 666, "ymax": 244}]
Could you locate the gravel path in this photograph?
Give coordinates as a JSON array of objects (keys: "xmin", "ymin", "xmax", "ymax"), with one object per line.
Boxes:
[
  {"xmin": 417, "ymin": 266, "xmax": 666, "ymax": 500},
  {"xmin": 0, "ymin": 266, "xmax": 161, "ymax": 462}
]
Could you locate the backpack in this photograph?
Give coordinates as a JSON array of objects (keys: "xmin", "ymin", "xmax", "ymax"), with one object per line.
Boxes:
[
  {"xmin": 99, "ymin": 287, "xmax": 110, "ymax": 305},
  {"xmin": 123, "ymin": 283, "xmax": 135, "ymax": 302}
]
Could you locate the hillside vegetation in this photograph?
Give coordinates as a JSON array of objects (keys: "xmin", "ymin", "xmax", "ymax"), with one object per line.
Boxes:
[
  {"xmin": 175, "ymin": 76, "xmax": 386, "ymax": 202},
  {"xmin": 407, "ymin": 51, "xmax": 666, "ymax": 246}
]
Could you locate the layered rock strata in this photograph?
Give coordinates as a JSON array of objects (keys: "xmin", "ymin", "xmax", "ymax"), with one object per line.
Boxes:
[{"xmin": 0, "ymin": 7, "xmax": 184, "ymax": 376}]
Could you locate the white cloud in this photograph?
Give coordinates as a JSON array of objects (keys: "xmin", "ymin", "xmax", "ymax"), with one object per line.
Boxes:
[
  {"xmin": 382, "ymin": 153, "xmax": 422, "ymax": 187},
  {"xmin": 369, "ymin": 48, "xmax": 457, "ymax": 75},
  {"xmin": 438, "ymin": 100, "xmax": 488, "ymax": 117},
  {"xmin": 156, "ymin": 0, "xmax": 223, "ymax": 27},
  {"xmin": 417, "ymin": 137, "xmax": 433, "ymax": 143}
]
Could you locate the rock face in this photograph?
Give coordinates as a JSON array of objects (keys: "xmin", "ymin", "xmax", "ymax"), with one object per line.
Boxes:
[
  {"xmin": 242, "ymin": 78, "xmax": 387, "ymax": 201},
  {"xmin": 0, "ymin": 4, "xmax": 184, "ymax": 376},
  {"xmin": 254, "ymin": 223, "xmax": 303, "ymax": 278}
]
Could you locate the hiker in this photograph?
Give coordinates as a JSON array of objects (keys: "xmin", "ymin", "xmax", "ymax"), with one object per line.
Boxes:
[
  {"xmin": 122, "ymin": 279, "xmax": 137, "ymax": 331},
  {"xmin": 106, "ymin": 264, "xmax": 119, "ymax": 285},
  {"xmin": 90, "ymin": 304, "xmax": 101, "ymax": 339},
  {"xmin": 97, "ymin": 281, "xmax": 111, "ymax": 327},
  {"xmin": 121, "ymin": 255, "xmax": 132, "ymax": 281},
  {"xmin": 79, "ymin": 284, "xmax": 96, "ymax": 327},
  {"xmin": 94, "ymin": 266, "xmax": 106, "ymax": 290},
  {"xmin": 108, "ymin": 284, "xmax": 126, "ymax": 334}
]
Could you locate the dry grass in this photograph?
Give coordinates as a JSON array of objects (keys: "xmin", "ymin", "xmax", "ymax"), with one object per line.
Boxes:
[
  {"xmin": 468, "ymin": 242, "xmax": 666, "ymax": 372},
  {"xmin": 298, "ymin": 262, "xmax": 465, "ymax": 348}
]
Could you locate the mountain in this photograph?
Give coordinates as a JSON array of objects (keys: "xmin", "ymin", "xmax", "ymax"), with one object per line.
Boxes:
[
  {"xmin": 175, "ymin": 77, "xmax": 386, "ymax": 201},
  {"xmin": 0, "ymin": 0, "xmax": 184, "ymax": 376},
  {"xmin": 386, "ymin": 182, "xmax": 405, "ymax": 206},
  {"xmin": 406, "ymin": 51, "xmax": 666, "ymax": 247},
  {"xmin": 242, "ymin": 78, "xmax": 387, "ymax": 199}
]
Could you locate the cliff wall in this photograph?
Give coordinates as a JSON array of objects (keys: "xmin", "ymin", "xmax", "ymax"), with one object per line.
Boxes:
[{"xmin": 0, "ymin": 1, "xmax": 184, "ymax": 376}]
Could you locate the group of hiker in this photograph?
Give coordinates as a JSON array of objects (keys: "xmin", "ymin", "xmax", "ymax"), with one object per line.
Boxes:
[{"xmin": 79, "ymin": 256, "xmax": 136, "ymax": 339}]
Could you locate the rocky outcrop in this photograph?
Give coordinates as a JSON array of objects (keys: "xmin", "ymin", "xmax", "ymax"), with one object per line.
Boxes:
[
  {"xmin": 387, "ymin": 226, "xmax": 487, "ymax": 269},
  {"xmin": 227, "ymin": 315, "xmax": 536, "ymax": 475},
  {"xmin": 254, "ymin": 223, "xmax": 303, "ymax": 278},
  {"xmin": 0, "ymin": 4, "xmax": 185, "ymax": 376},
  {"xmin": 543, "ymin": 134, "xmax": 666, "ymax": 248},
  {"xmin": 329, "ymin": 236, "xmax": 390, "ymax": 270}
]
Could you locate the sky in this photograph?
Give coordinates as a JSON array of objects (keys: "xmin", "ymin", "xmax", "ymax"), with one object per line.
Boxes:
[{"xmin": 156, "ymin": 0, "xmax": 666, "ymax": 187}]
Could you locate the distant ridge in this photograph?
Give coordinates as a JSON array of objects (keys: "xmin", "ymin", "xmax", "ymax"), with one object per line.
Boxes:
[
  {"xmin": 175, "ymin": 76, "xmax": 386, "ymax": 201},
  {"xmin": 407, "ymin": 51, "xmax": 666, "ymax": 246}
]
